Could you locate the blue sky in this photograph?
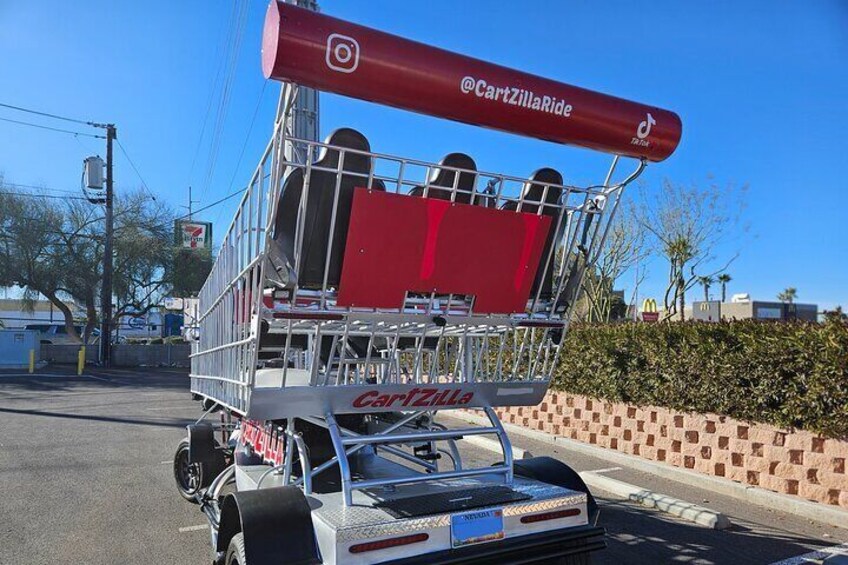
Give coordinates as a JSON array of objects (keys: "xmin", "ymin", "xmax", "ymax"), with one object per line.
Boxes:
[{"xmin": 1, "ymin": 1, "xmax": 846, "ymax": 309}]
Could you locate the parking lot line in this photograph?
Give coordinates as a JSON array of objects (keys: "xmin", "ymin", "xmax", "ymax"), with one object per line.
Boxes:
[
  {"xmin": 769, "ymin": 541, "xmax": 848, "ymax": 564},
  {"xmin": 83, "ymin": 374, "xmax": 136, "ymax": 386},
  {"xmin": 178, "ymin": 524, "xmax": 208, "ymax": 533},
  {"xmin": 586, "ymin": 467, "xmax": 622, "ymax": 474}
]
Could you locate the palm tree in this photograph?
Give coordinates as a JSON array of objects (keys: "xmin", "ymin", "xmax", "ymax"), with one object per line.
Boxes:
[
  {"xmin": 697, "ymin": 275, "xmax": 714, "ymax": 301},
  {"xmin": 717, "ymin": 273, "xmax": 732, "ymax": 302},
  {"xmin": 777, "ymin": 287, "xmax": 798, "ymax": 304}
]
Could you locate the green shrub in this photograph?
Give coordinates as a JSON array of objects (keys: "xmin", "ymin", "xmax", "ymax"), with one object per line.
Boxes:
[{"xmin": 552, "ymin": 319, "xmax": 848, "ymax": 439}]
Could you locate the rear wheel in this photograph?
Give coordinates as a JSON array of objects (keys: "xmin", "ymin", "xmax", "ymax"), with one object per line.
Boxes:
[
  {"xmin": 173, "ymin": 439, "xmax": 225, "ymax": 502},
  {"xmin": 225, "ymin": 533, "xmax": 246, "ymax": 565}
]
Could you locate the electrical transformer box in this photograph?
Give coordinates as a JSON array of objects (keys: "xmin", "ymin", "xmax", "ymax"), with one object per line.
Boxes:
[{"xmin": 84, "ymin": 156, "xmax": 104, "ymax": 189}]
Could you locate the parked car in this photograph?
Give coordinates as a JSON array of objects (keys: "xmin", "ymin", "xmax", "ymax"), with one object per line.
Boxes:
[
  {"xmin": 24, "ymin": 323, "xmax": 87, "ymax": 345},
  {"xmin": 23, "ymin": 324, "xmax": 110, "ymax": 345}
]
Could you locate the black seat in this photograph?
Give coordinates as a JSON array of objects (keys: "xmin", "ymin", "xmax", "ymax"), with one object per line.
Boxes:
[
  {"xmin": 409, "ymin": 153, "xmax": 478, "ymax": 204},
  {"xmin": 501, "ymin": 168, "xmax": 564, "ymax": 301},
  {"xmin": 273, "ymin": 128, "xmax": 384, "ymax": 289},
  {"xmin": 258, "ymin": 321, "xmax": 374, "ymax": 365},
  {"xmin": 396, "ymin": 336, "xmax": 439, "ymax": 350}
]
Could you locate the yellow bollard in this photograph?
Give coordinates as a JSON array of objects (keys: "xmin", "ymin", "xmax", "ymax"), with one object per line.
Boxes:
[
  {"xmin": 77, "ymin": 346, "xmax": 85, "ymax": 376},
  {"xmin": 29, "ymin": 349, "xmax": 35, "ymax": 374}
]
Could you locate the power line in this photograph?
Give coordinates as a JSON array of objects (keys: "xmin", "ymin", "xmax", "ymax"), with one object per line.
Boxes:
[
  {"xmin": 198, "ymin": 0, "xmax": 249, "ymax": 205},
  {"xmin": 225, "ymin": 82, "xmax": 267, "ymax": 195},
  {"xmin": 0, "ymin": 191, "xmax": 89, "ymax": 201},
  {"xmin": 0, "ymin": 101, "xmax": 103, "ymax": 127},
  {"xmin": 191, "ymin": 0, "xmax": 240, "ymax": 201},
  {"xmin": 0, "ymin": 116, "xmax": 105, "ymax": 139},
  {"xmin": 2, "ymin": 181, "xmax": 82, "ymax": 195},
  {"xmin": 175, "ymin": 188, "xmax": 243, "ymax": 223},
  {"xmin": 186, "ymin": 8, "xmax": 231, "ymax": 190},
  {"xmin": 115, "ymin": 139, "xmax": 157, "ymax": 202},
  {"xmin": 215, "ymin": 81, "xmax": 268, "ymax": 225}
]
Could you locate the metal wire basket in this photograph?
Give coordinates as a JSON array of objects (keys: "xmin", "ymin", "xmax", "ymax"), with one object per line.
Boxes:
[{"xmin": 190, "ymin": 109, "xmax": 644, "ymax": 419}]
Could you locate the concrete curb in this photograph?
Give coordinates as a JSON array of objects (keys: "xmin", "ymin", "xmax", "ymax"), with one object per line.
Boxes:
[
  {"xmin": 457, "ymin": 420, "xmax": 730, "ymax": 529},
  {"xmin": 580, "ymin": 472, "xmax": 732, "ymax": 529},
  {"xmin": 456, "ymin": 410, "xmax": 848, "ymax": 530}
]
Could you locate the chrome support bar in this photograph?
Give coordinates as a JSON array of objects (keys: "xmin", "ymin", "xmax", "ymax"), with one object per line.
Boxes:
[
  {"xmin": 352, "ymin": 465, "xmax": 510, "ymax": 491},
  {"xmin": 340, "ymin": 426, "xmax": 499, "ymax": 446},
  {"xmin": 325, "ymin": 412, "xmax": 355, "ymax": 506}
]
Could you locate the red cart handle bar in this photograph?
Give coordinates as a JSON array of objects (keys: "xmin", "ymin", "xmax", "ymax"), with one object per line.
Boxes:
[{"xmin": 262, "ymin": 2, "xmax": 682, "ymax": 162}]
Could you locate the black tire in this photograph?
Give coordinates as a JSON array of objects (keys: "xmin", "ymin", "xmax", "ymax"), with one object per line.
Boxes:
[
  {"xmin": 173, "ymin": 439, "xmax": 225, "ymax": 503},
  {"xmin": 225, "ymin": 533, "xmax": 247, "ymax": 565}
]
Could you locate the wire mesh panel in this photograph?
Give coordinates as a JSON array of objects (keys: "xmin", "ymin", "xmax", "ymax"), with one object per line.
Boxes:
[
  {"xmin": 191, "ymin": 108, "xmax": 644, "ymax": 418},
  {"xmin": 190, "ymin": 131, "xmax": 280, "ymax": 415}
]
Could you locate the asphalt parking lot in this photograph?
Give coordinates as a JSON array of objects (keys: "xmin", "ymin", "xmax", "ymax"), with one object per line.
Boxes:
[{"xmin": 1, "ymin": 368, "xmax": 845, "ymax": 564}]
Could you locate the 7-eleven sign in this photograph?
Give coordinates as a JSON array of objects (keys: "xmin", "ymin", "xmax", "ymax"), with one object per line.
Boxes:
[{"xmin": 176, "ymin": 221, "xmax": 212, "ymax": 249}]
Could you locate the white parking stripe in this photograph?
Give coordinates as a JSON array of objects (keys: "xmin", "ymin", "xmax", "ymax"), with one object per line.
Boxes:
[
  {"xmin": 83, "ymin": 374, "xmax": 133, "ymax": 385},
  {"xmin": 586, "ymin": 467, "xmax": 622, "ymax": 474},
  {"xmin": 178, "ymin": 524, "xmax": 208, "ymax": 533},
  {"xmin": 83, "ymin": 374, "xmax": 113, "ymax": 382},
  {"xmin": 769, "ymin": 542, "xmax": 848, "ymax": 564}
]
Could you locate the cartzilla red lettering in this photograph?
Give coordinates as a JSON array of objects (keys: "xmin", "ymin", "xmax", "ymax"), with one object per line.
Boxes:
[{"xmin": 352, "ymin": 388, "xmax": 474, "ymax": 409}]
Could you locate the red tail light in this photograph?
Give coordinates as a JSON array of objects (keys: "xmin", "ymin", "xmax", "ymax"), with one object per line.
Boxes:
[
  {"xmin": 520, "ymin": 508, "xmax": 581, "ymax": 524},
  {"xmin": 349, "ymin": 533, "xmax": 429, "ymax": 554}
]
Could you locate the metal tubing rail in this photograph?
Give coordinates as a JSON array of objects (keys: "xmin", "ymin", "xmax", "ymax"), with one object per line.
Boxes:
[
  {"xmin": 325, "ymin": 413, "xmax": 355, "ymax": 506},
  {"xmin": 279, "ymin": 134, "xmax": 630, "ymax": 198},
  {"xmin": 311, "ymin": 408, "xmax": 514, "ymax": 506},
  {"xmin": 202, "ymin": 464, "xmax": 236, "ymax": 530},
  {"xmin": 374, "ymin": 443, "xmax": 439, "ymax": 473},
  {"xmin": 290, "ymin": 412, "xmax": 418, "ymax": 494},
  {"xmin": 339, "ymin": 426, "xmax": 499, "ymax": 446},
  {"xmin": 353, "ymin": 466, "xmax": 510, "ymax": 491},
  {"xmin": 486, "ymin": 406, "xmax": 514, "ymax": 483},
  {"xmin": 196, "ymin": 121, "xmax": 276, "ymax": 307},
  {"xmin": 331, "ymin": 418, "xmax": 440, "ymax": 473},
  {"xmin": 255, "ymin": 423, "xmax": 313, "ymax": 493}
]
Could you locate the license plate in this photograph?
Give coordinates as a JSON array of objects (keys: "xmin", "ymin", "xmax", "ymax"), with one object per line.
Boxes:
[{"xmin": 450, "ymin": 508, "xmax": 504, "ymax": 548}]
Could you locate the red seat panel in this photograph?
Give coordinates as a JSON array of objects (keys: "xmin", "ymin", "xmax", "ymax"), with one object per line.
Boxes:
[{"xmin": 337, "ymin": 189, "xmax": 552, "ymax": 314}]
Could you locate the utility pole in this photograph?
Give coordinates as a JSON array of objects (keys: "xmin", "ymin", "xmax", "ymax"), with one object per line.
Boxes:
[
  {"xmin": 99, "ymin": 124, "xmax": 116, "ymax": 367},
  {"xmin": 280, "ymin": 0, "xmax": 319, "ymax": 163},
  {"xmin": 183, "ymin": 185, "xmax": 198, "ymax": 220}
]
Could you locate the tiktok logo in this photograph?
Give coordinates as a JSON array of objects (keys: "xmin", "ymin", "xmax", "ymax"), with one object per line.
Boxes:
[
  {"xmin": 637, "ymin": 113, "xmax": 656, "ymax": 140},
  {"xmin": 632, "ymin": 113, "xmax": 656, "ymax": 147}
]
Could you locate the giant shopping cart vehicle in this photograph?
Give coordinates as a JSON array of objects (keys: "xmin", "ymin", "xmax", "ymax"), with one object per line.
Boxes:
[{"xmin": 176, "ymin": 3, "xmax": 682, "ymax": 564}]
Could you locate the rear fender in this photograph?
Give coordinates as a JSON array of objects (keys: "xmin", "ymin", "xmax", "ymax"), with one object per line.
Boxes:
[
  {"xmin": 514, "ymin": 456, "xmax": 598, "ymax": 520},
  {"xmin": 187, "ymin": 423, "xmax": 216, "ymax": 465},
  {"xmin": 217, "ymin": 486, "xmax": 320, "ymax": 565}
]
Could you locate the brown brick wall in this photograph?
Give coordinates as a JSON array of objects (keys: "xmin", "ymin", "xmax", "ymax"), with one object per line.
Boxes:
[{"xmin": 492, "ymin": 392, "xmax": 848, "ymax": 509}]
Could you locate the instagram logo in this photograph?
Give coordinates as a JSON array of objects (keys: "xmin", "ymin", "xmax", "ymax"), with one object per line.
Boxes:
[{"xmin": 326, "ymin": 33, "xmax": 360, "ymax": 73}]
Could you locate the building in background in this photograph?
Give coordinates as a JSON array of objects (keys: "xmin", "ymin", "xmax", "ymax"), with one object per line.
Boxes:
[
  {"xmin": 114, "ymin": 309, "xmax": 185, "ymax": 340},
  {"xmin": 691, "ymin": 296, "xmax": 818, "ymax": 322},
  {"xmin": 0, "ymin": 298, "xmax": 85, "ymax": 329}
]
